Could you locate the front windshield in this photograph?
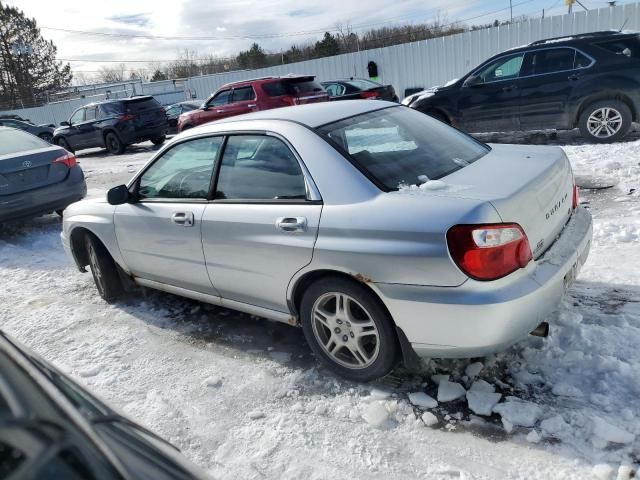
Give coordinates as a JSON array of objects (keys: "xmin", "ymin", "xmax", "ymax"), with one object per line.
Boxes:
[{"xmin": 316, "ymin": 107, "xmax": 489, "ymax": 190}]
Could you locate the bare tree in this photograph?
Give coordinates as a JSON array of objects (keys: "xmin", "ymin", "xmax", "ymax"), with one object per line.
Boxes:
[{"xmin": 97, "ymin": 63, "xmax": 127, "ymax": 83}]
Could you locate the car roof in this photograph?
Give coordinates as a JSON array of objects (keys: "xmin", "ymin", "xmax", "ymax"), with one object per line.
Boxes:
[
  {"xmin": 218, "ymin": 74, "xmax": 315, "ymax": 90},
  {"xmin": 83, "ymin": 95, "xmax": 156, "ymax": 108},
  {"xmin": 502, "ymin": 30, "xmax": 639, "ymax": 54},
  {"xmin": 194, "ymin": 99, "xmax": 396, "ymax": 130}
]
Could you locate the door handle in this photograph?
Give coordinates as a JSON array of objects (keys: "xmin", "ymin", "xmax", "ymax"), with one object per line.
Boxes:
[
  {"xmin": 502, "ymin": 85, "xmax": 517, "ymax": 92},
  {"xmin": 247, "ymin": 104, "xmax": 256, "ymax": 108},
  {"xmin": 275, "ymin": 216, "xmax": 307, "ymax": 233},
  {"xmin": 216, "ymin": 109, "xmax": 225, "ymax": 113},
  {"xmin": 171, "ymin": 212, "xmax": 195, "ymax": 227}
]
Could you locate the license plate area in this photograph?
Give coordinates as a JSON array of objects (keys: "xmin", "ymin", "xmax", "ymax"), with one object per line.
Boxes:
[{"xmin": 563, "ymin": 240, "xmax": 590, "ymax": 291}]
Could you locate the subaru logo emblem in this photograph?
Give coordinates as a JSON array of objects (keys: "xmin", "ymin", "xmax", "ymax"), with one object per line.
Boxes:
[{"xmin": 22, "ymin": 160, "xmax": 32, "ymax": 168}]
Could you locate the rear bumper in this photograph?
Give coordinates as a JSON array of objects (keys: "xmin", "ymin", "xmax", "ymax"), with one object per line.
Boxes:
[
  {"xmin": 118, "ymin": 124, "xmax": 168, "ymax": 145},
  {"xmin": 0, "ymin": 166, "xmax": 86, "ymax": 223},
  {"xmin": 376, "ymin": 206, "xmax": 593, "ymax": 358}
]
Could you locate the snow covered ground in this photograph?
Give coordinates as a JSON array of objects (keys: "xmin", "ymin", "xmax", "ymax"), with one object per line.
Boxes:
[{"xmin": 1, "ymin": 134, "xmax": 639, "ymax": 479}]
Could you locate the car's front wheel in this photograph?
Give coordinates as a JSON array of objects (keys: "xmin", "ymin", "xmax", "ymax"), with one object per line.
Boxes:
[
  {"xmin": 151, "ymin": 135, "xmax": 166, "ymax": 146},
  {"xmin": 300, "ymin": 277, "xmax": 398, "ymax": 382},
  {"xmin": 85, "ymin": 234, "xmax": 123, "ymax": 303},
  {"xmin": 105, "ymin": 132, "xmax": 126, "ymax": 154},
  {"xmin": 578, "ymin": 100, "xmax": 632, "ymax": 143}
]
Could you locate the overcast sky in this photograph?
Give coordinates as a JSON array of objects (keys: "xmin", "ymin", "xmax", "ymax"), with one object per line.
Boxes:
[{"xmin": 6, "ymin": 0, "xmax": 614, "ymax": 78}]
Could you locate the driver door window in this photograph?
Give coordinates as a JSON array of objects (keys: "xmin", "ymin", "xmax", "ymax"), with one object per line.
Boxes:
[
  {"xmin": 207, "ymin": 90, "xmax": 231, "ymax": 108},
  {"xmin": 138, "ymin": 136, "xmax": 223, "ymax": 199},
  {"xmin": 69, "ymin": 109, "xmax": 85, "ymax": 125},
  {"xmin": 477, "ymin": 53, "xmax": 524, "ymax": 83}
]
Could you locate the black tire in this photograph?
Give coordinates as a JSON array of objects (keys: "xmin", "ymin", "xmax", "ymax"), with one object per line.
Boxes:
[
  {"xmin": 578, "ymin": 99, "xmax": 632, "ymax": 143},
  {"xmin": 105, "ymin": 132, "xmax": 126, "ymax": 154},
  {"xmin": 150, "ymin": 135, "xmax": 166, "ymax": 146},
  {"xmin": 85, "ymin": 234, "xmax": 123, "ymax": 302},
  {"xmin": 38, "ymin": 132, "xmax": 53, "ymax": 143},
  {"xmin": 55, "ymin": 137, "xmax": 74, "ymax": 153},
  {"xmin": 300, "ymin": 277, "xmax": 398, "ymax": 382}
]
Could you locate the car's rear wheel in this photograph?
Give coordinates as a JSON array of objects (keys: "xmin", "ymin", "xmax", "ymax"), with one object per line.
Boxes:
[
  {"xmin": 578, "ymin": 100, "xmax": 632, "ymax": 143},
  {"xmin": 55, "ymin": 137, "xmax": 74, "ymax": 153},
  {"xmin": 38, "ymin": 132, "xmax": 53, "ymax": 143},
  {"xmin": 85, "ymin": 234, "xmax": 123, "ymax": 303},
  {"xmin": 300, "ymin": 277, "xmax": 398, "ymax": 382},
  {"xmin": 151, "ymin": 135, "xmax": 166, "ymax": 146},
  {"xmin": 105, "ymin": 132, "xmax": 126, "ymax": 154}
]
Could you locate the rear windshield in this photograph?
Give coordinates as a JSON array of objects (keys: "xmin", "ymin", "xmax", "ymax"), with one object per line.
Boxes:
[
  {"xmin": 0, "ymin": 129, "xmax": 50, "ymax": 155},
  {"xmin": 347, "ymin": 79, "xmax": 381, "ymax": 90},
  {"xmin": 123, "ymin": 97, "xmax": 162, "ymax": 113},
  {"xmin": 594, "ymin": 35, "xmax": 640, "ymax": 58},
  {"xmin": 263, "ymin": 79, "xmax": 324, "ymax": 97},
  {"xmin": 316, "ymin": 107, "xmax": 489, "ymax": 190}
]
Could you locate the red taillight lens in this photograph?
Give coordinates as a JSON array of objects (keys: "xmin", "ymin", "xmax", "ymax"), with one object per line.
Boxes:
[
  {"xmin": 360, "ymin": 91, "xmax": 380, "ymax": 99},
  {"xmin": 572, "ymin": 183, "xmax": 579, "ymax": 209},
  {"xmin": 118, "ymin": 113, "xmax": 136, "ymax": 121},
  {"xmin": 447, "ymin": 223, "xmax": 532, "ymax": 281},
  {"xmin": 52, "ymin": 152, "xmax": 77, "ymax": 168}
]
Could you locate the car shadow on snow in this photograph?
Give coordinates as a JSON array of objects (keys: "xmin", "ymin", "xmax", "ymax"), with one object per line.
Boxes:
[
  {"xmin": 74, "ymin": 142, "xmax": 164, "ymax": 160},
  {"xmin": 473, "ymin": 126, "xmax": 640, "ymax": 146}
]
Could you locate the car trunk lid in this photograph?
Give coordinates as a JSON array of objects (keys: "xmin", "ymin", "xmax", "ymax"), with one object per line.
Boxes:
[
  {"xmin": 0, "ymin": 147, "xmax": 71, "ymax": 196},
  {"xmin": 123, "ymin": 97, "xmax": 167, "ymax": 129},
  {"xmin": 442, "ymin": 144, "xmax": 574, "ymax": 259}
]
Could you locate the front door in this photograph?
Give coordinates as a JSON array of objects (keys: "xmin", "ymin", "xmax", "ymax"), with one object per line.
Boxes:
[
  {"xmin": 201, "ymin": 134, "xmax": 322, "ymax": 313},
  {"xmin": 65, "ymin": 108, "xmax": 88, "ymax": 149},
  {"xmin": 457, "ymin": 52, "xmax": 525, "ymax": 133},
  {"xmin": 197, "ymin": 89, "xmax": 232, "ymax": 125},
  {"xmin": 518, "ymin": 47, "xmax": 586, "ymax": 131},
  {"xmin": 115, "ymin": 136, "xmax": 224, "ymax": 294}
]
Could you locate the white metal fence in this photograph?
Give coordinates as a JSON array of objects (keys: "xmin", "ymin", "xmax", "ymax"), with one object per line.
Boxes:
[{"xmin": 3, "ymin": 2, "xmax": 639, "ymax": 126}]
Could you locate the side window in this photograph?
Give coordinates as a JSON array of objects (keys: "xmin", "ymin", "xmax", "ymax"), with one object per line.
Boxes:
[
  {"xmin": 524, "ymin": 48, "xmax": 576, "ymax": 75},
  {"xmin": 69, "ymin": 109, "xmax": 85, "ymax": 125},
  {"xmin": 165, "ymin": 106, "xmax": 179, "ymax": 116},
  {"xmin": 85, "ymin": 107, "xmax": 97, "ymax": 121},
  {"xmin": 207, "ymin": 90, "xmax": 231, "ymax": 107},
  {"xmin": 324, "ymin": 84, "xmax": 344, "ymax": 96},
  {"xmin": 99, "ymin": 103, "xmax": 122, "ymax": 117},
  {"xmin": 574, "ymin": 51, "xmax": 592, "ymax": 69},
  {"xmin": 476, "ymin": 53, "xmax": 524, "ymax": 83},
  {"xmin": 262, "ymin": 81, "xmax": 286, "ymax": 97},
  {"xmin": 231, "ymin": 86, "xmax": 255, "ymax": 102},
  {"xmin": 215, "ymin": 135, "xmax": 307, "ymax": 200},
  {"xmin": 595, "ymin": 37, "xmax": 640, "ymax": 58},
  {"xmin": 138, "ymin": 137, "xmax": 223, "ymax": 199}
]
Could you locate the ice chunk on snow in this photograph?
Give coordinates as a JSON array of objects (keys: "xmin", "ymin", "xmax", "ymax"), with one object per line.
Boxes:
[
  {"xmin": 437, "ymin": 380, "xmax": 466, "ymax": 402},
  {"xmin": 78, "ymin": 365, "xmax": 102, "ymax": 377},
  {"xmin": 540, "ymin": 415, "xmax": 569, "ymax": 438},
  {"xmin": 465, "ymin": 362, "xmax": 484, "ymax": 378},
  {"xmin": 408, "ymin": 392, "xmax": 438, "ymax": 409},
  {"xmin": 366, "ymin": 388, "xmax": 391, "ymax": 402},
  {"xmin": 493, "ymin": 399, "xmax": 542, "ymax": 427},
  {"xmin": 469, "ymin": 379, "xmax": 495, "ymax": 393},
  {"xmin": 203, "ymin": 375, "xmax": 222, "ymax": 388},
  {"xmin": 431, "ymin": 374, "xmax": 449, "ymax": 384},
  {"xmin": 502, "ymin": 418, "xmax": 514, "ymax": 433},
  {"xmin": 592, "ymin": 417, "xmax": 635, "ymax": 444},
  {"xmin": 616, "ymin": 465, "xmax": 634, "ymax": 480},
  {"xmin": 592, "ymin": 464, "xmax": 615, "ymax": 480},
  {"xmin": 466, "ymin": 391, "xmax": 502, "ymax": 416},
  {"xmin": 551, "ymin": 383, "xmax": 583, "ymax": 397},
  {"xmin": 422, "ymin": 411, "xmax": 439, "ymax": 427},
  {"xmin": 363, "ymin": 402, "xmax": 389, "ymax": 427},
  {"xmin": 526, "ymin": 430, "xmax": 541, "ymax": 443},
  {"xmin": 248, "ymin": 411, "xmax": 265, "ymax": 420}
]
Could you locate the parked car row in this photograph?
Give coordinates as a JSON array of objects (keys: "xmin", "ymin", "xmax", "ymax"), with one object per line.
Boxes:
[{"xmin": 403, "ymin": 30, "xmax": 640, "ymax": 143}]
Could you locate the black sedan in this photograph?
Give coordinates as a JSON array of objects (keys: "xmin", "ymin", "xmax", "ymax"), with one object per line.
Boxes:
[
  {"xmin": 0, "ymin": 331, "xmax": 212, "ymax": 480},
  {"xmin": 0, "ymin": 127, "xmax": 86, "ymax": 223},
  {"xmin": 165, "ymin": 101, "xmax": 202, "ymax": 134},
  {"xmin": 0, "ymin": 118, "xmax": 55, "ymax": 142},
  {"xmin": 320, "ymin": 78, "xmax": 398, "ymax": 102}
]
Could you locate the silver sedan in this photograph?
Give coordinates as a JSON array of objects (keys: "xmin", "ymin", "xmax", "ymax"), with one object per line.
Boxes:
[{"xmin": 61, "ymin": 101, "xmax": 592, "ymax": 381}]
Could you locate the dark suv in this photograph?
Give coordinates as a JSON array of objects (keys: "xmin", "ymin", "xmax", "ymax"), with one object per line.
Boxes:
[
  {"xmin": 177, "ymin": 75, "xmax": 328, "ymax": 132},
  {"xmin": 405, "ymin": 31, "xmax": 640, "ymax": 142},
  {"xmin": 53, "ymin": 96, "xmax": 169, "ymax": 155}
]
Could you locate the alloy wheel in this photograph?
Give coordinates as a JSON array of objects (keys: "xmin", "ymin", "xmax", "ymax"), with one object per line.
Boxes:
[
  {"xmin": 587, "ymin": 107, "xmax": 623, "ymax": 139},
  {"xmin": 311, "ymin": 292, "xmax": 380, "ymax": 369}
]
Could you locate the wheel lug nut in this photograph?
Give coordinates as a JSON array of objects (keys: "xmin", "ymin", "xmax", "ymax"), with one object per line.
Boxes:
[
  {"xmin": 342, "ymin": 335, "xmax": 348, "ymax": 342},
  {"xmin": 336, "ymin": 319, "xmax": 343, "ymax": 325},
  {"xmin": 334, "ymin": 327, "xmax": 341, "ymax": 334},
  {"xmin": 350, "ymin": 331, "xmax": 354, "ymax": 338}
]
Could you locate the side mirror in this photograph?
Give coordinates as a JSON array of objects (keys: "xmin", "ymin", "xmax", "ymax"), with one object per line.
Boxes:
[
  {"xmin": 201, "ymin": 104, "xmax": 210, "ymax": 111},
  {"xmin": 107, "ymin": 184, "xmax": 131, "ymax": 205},
  {"xmin": 60, "ymin": 121, "xmax": 70, "ymax": 126},
  {"xmin": 464, "ymin": 75, "xmax": 482, "ymax": 88}
]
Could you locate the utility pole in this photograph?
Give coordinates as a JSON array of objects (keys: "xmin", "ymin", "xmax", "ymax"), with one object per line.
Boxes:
[{"xmin": 510, "ymin": 0, "xmax": 513, "ymax": 22}]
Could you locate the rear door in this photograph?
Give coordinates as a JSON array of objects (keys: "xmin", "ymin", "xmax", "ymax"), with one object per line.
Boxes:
[
  {"xmin": 518, "ymin": 47, "xmax": 587, "ymax": 130},
  {"xmin": 457, "ymin": 52, "xmax": 524, "ymax": 132},
  {"xmin": 202, "ymin": 134, "xmax": 322, "ymax": 312},
  {"xmin": 0, "ymin": 130, "xmax": 70, "ymax": 198},
  {"xmin": 115, "ymin": 136, "xmax": 223, "ymax": 294}
]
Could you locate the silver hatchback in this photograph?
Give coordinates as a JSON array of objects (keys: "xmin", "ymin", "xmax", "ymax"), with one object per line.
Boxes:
[{"xmin": 62, "ymin": 101, "xmax": 592, "ymax": 381}]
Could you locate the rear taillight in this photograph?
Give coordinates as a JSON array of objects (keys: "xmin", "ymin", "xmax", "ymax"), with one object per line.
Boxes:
[
  {"xmin": 572, "ymin": 182, "xmax": 579, "ymax": 209},
  {"xmin": 118, "ymin": 113, "xmax": 136, "ymax": 121},
  {"xmin": 52, "ymin": 152, "xmax": 77, "ymax": 168},
  {"xmin": 447, "ymin": 223, "xmax": 532, "ymax": 281},
  {"xmin": 360, "ymin": 91, "xmax": 380, "ymax": 99}
]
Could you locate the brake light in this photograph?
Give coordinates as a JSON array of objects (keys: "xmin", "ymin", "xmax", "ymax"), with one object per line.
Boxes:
[
  {"xmin": 118, "ymin": 113, "xmax": 136, "ymax": 121},
  {"xmin": 572, "ymin": 181, "xmax": 579, "ymax": 209},
  {"xmin": 52, "ymin": 152, "xmax": 77, "ymax": 168},
  {"xmin": 447, "ymin": 223, "xmax": 532, "ymax": 281},
  {"xmin": 360, "ymin": 91, "xmax": 380, "ymax": 99}
]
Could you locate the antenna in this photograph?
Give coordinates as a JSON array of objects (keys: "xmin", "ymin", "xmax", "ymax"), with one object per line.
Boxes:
[{"xmin": 620, "ymin": 17, "xmax": 630, "ymax": 32}]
